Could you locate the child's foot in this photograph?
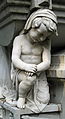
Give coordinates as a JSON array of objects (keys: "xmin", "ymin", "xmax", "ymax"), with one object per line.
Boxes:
[{"xmin": 17, "ymin": 98, "xmax": 25, "ymax": 109}]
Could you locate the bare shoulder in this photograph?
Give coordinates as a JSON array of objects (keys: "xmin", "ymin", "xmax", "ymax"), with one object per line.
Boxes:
[{"xmin": 13, "ymin": 34, "xmax": 24, "ymax": 45}]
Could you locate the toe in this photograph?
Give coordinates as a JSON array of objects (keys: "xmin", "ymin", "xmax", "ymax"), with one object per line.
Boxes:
[{"xmin": 22, "ymin": 104, "xmax": 25, "ymax": 109}]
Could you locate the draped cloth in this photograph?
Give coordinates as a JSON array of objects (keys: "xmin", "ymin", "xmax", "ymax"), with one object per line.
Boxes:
[
  {"xmin": 26, "ymin": 72, "xmax": 50, "ymax": 113},
  {"xmin": 23, "ymin": 9, "xmax": 57, "ymax": 34}
]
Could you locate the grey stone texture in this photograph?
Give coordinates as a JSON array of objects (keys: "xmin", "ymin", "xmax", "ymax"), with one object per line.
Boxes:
[{"xmin": 0, "ymin": 0, "xmax": 65, "ymax": 119}]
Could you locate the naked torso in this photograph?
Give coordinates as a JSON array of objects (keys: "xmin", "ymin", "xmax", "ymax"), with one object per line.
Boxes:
[{"xmin": 19, "ymin": 35, "xmax": 43, "ymax": 64}]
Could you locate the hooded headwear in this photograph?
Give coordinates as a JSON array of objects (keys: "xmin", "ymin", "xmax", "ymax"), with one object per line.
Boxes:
[{"xmin": 23, "ymin": 9, "xmax": 57, "ymax": 34}]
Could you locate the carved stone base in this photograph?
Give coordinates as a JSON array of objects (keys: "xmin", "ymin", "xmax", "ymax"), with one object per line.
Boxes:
[{"xmin": 0, "ymin": 101, "xmax": 61, "ymax": 119}]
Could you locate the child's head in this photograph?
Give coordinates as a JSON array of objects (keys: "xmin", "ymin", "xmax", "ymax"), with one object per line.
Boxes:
[
  {"xmin": 32, "ymin": 17, "xmax": 57, "ymax": 35},
  {"xmin": 23, "ymin": 9, "xmax": 58, "ymax": 42}
]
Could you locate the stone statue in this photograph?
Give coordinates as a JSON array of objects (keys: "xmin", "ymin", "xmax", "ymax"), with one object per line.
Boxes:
[{"xmin": 11, "ymin": 9, "xmax": 57, "ymax": 112}]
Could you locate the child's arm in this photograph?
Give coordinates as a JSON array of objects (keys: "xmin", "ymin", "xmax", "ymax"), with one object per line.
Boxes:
[{"xmin": 37, "ymin": 39, "xmax": 51, "ymax": 72}]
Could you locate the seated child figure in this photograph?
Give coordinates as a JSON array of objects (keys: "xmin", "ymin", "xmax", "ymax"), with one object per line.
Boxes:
[{"xmin": 11, "ymin": 9, "xmax": 57, "ymax": 109}]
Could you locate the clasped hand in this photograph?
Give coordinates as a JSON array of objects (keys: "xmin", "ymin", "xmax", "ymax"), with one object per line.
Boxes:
[{"xmin": 25, "ymin": 64, "xmax": 37, "ymax": 73}]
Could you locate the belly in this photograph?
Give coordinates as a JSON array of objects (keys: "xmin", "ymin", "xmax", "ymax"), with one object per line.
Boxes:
[{"xmin": 21, "ymin": 55, "xmax": 41, "ymax": 64}]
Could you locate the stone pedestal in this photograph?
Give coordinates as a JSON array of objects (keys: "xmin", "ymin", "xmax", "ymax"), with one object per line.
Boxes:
[{"xmin": 0, "ymin": 101, "xmax": 61, "ymax": 119}]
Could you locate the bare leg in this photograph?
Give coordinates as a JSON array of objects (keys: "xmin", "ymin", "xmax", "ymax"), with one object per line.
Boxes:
[{"xmin": 17, "ymin": 73, "xmax": 36, "ymax": 109}]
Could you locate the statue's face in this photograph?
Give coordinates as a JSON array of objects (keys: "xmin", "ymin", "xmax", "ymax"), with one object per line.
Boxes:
[
  {"xmin": 29, "ymin": 18, "xmax": 52, "ymax": 43},
  {"xmin": 29, "ymin": 24, "xmax": 47, "ymax": 42}
]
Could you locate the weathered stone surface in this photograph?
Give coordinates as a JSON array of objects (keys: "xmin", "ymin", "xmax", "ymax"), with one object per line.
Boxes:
[
  {"xmin": 0, "ymin": 0, "xmax": 65, "ymax": 48},
  {"xmin": 0, "ymin": 0, "xmax": 31, "ymax": 28},
  {"xmin": 0, "ymin": 0, "xmax": 31, "ymax": 46},
  {"xmin": 0, "ymin": 102, "xmax": 61, "ymax": 114},
  {"xmin": 53, "ymin": 0, "xmax": 65, "ymax": 5},
  {"xmin": 47, "ymin": 50, "xmax": 65, "ymax": 79},
  {"xmin": 0, "ymin": 102, "xmax": 61, "ymax": 119},
  {"xmin": 31, "ymin": 0, "xmax": 49, "ymax": 8},
  {"xmin": 11, "ymin": 8, "xmax": 57, "ymax": 111}
]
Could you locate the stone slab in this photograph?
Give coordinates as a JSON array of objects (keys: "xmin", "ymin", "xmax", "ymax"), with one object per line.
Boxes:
[
  {"xmin": 0, "ymin": 6, "xmax": 29, "ymax": 22},
  {"xmin": 22, "ymin": 115, "xmax": 48, "ymax": 119},
  {"xmin": 7, "ymin": 0, "xmax": 31, "ymax": 6},
  {"xmin": 0, "ymin": 0, "xmax": 31, "ymax": 12},
  {"xmin": 0, "ymin": 101, "xmax": 61, "ymax": 115}
]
